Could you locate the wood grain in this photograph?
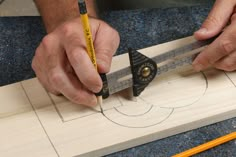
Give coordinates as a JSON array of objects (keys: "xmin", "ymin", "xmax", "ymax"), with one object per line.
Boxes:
[{"xmin": 0, "ymin": 36, "xmax": 236, "ymax": 157}]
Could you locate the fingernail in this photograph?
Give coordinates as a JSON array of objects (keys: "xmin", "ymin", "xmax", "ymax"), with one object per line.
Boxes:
[
  {"xmin": 97, "ymin": 59, "xmax": 109, "ymax": 72},
  {"xmin": 93, "ymin": 85, "xmax": 102, "ymax": 93},
  {"xmin": 195, "ymin": 28, "xmax": 208, "ymax": 34}
]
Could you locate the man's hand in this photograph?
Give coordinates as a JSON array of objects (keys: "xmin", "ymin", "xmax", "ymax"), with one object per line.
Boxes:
[
  {"xmin": 193, "ymin": 0, "xmax": 236, "ymax": 72},
  {"xmin": 32, "ymin": 17, "xmax": 120, "ymax": 106}
]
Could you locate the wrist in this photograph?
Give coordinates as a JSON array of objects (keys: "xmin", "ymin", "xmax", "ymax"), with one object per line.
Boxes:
[
  {"xmin": 35, "ymin": 0, "xmax": 98, "ymax": 33},
  {"xmin": 85, "ymin": 0, "xmax": 98, "ymax": 18}
]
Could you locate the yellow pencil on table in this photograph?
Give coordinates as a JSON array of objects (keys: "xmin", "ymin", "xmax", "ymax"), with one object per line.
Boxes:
[
  {"xmin": 173, "ymin": 132, "xmax": 236, "ymax": 157},
  {"xmin": 78, "ymin": 0, "xmax": 103, "ymax": 108}
]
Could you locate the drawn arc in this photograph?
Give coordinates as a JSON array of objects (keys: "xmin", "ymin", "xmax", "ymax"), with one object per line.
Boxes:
[{"xmin": 101, "ymin": 71, "xmax": 208, "ymax": 128}]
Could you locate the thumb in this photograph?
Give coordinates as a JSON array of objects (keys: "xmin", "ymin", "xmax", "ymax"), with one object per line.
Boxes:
[
  {"xmin": 94, "ymin": 22, "xmax": 120, "ymax": 73},
  {"xmin": 95, "ymin": 48, "xmax": 115, "ymax": 73},
  {"xmin": 194, "ymin": 0, "xmax": 235, "ymax": 40}
]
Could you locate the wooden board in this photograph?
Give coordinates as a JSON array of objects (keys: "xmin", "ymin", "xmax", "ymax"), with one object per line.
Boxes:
[
  {"xmin": 0, "ymin": 0, "xmax": 39, "ymax": 16},
  {"xmin": 1, "ymin": 36, "xmax": 236, "ymax": 157}
]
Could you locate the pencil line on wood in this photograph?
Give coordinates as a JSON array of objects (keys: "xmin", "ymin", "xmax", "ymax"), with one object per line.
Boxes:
[
  {"xmin": 103, "ymin": 108, "xmax": 174, "ymax": 129},
  {"xmin": 47, "ymin": 93, "xmax": 66, "ymax": 122},
  {"xmin": 20, "ymin": 83, "xmax": 60, "ymax": 157},
  {"xmin": 160, "ymin": 71, "xmax": 208, "ymax": 109},
  {"xmin": 114, "ymin": 105, "xmax": 153, "ymax": 117},
  {"xmin": 224, "ymin": 72, "xmax": 236, "ymax": 87}
]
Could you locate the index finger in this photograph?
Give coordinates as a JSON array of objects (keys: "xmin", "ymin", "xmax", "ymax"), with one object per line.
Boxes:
[
  {"xmin": 193, "ymin": 28, "xmax": 235, "ymax": 71},
  {"xmin": 194, "ymin": 0, "xmax": 235, "ymax": 40}
]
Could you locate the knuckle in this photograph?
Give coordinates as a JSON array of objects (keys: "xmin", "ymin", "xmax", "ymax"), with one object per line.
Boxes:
[
  {"xmin": 38, "ymin": 74, "xmax": 62, "ymax": 96},
  {"xmin": 31, "ymin": 60, "xmax": 37, "ymax": 71},
  {"xmin": 45, "ymin": 86, "xmax": 58, "ymax": 95},
  {"xmin": 107, "ymin": 24, "xmax": 120, "ymax": 40},
  {"xmin": 50, "ymin": 90, "xmax": 61, "ymax": 96},
  {"xmin": 37, "ymin": 77, "xmax": 57, "ymax": 95},
  {"xmin": 97, "ymin": 24, "xmax": 120, "ymax": 54},
  {"xmin": 113, "ymin": 28, "xmax": 120, "ymax": 40},
  {"xmin": 112, "ymin": 31, "xmax": 120, "ymax": 49},
  {"xmin": 34, "ymin": 46, "xmax": 43, "ymax": 59},
  {"xmin": 31, "ymin": 50, "xmax": 42, "ymax": 71},
  {"xmin": 61, "ymin": 23, "xmax": 74, "ymax": 37},
  {"xmin": 41, "ymin": 34, "xmax": 54, "ymax": 50},
  {"xmin": 49, "ymin": 72, "xmax": 64, "ymax": 87},
  {"xmin": 219, "ymin": 40, "xmax": 234, "ymax": 55},
  {"xmin": 36, "ymin": 78, "xmax": 47, "ymax": 90}
]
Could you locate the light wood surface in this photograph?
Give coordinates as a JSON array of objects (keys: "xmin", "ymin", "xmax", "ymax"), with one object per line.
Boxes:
[
  {"xmin": 0, "ymin": 0, "xmax": 39, "ymax": 16},
  {"xmin": 0, "ymin": 36, "xmax": 236, "ymax": 157}
]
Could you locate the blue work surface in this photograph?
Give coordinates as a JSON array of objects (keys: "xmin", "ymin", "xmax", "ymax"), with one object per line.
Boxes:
[{"xmin": 0, "ymin": 5, "xmax": 235, "ymax": 157}]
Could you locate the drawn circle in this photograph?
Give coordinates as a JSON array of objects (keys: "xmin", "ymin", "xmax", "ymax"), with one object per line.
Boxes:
[
  {"xmin": 139, "ymin": 69, "xmax": 207, "ymax": 108},
  {"xmin": 102, "ymin": 67, "xmax": 208, "ymax": 128}
]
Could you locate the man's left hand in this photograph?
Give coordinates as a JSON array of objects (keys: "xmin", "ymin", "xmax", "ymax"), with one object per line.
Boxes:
[{"xmin": 193, "ymin": 0, "xmax": 236, "ymax": 72}]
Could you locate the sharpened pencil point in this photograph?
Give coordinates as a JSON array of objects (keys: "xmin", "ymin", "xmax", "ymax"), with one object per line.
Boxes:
[{"xmin": 97, "ymin": 96, "xmax": 103, "ymax": 113}]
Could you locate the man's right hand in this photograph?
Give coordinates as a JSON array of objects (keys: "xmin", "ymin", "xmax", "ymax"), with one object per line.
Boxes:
[{"xmin": 32, "ymin": 17, "xmax": 120, "ymax": 106}]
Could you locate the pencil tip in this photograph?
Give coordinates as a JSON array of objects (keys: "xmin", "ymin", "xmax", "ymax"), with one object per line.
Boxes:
[{"xmin": 97, "ymin": 96, "xmax": 103, "ymax": 113}]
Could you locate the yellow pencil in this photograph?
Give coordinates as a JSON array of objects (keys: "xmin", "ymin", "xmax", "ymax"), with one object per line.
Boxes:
[
  {"xmin": 172, "ymin": 132, "xmax": 236, "ymax": 157},
  {"xmin": 78, "ymin": 0, "xmax": 103, "ymax": 108}
]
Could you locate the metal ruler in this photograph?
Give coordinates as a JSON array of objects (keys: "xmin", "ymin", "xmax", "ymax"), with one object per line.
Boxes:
[{"xmin": 98, "ymin": 37, "xmax": 216, "ymax": 99}]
